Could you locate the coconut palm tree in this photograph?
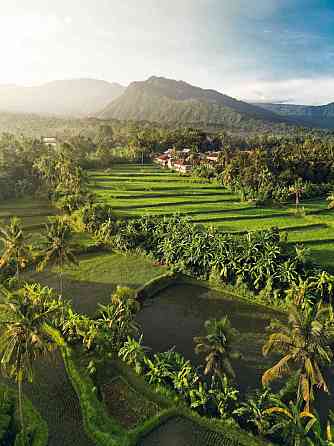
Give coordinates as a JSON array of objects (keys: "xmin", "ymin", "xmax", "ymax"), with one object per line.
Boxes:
[
  {"xmin": 38, "ymin": 217, "xmax": 78, "ymax": 296},
  {"xmin": 289, "ymin": 179, "xmax": 305, "ymax": 209},
  {"xmin": 0, "ymin": 284, "xmax": 60, "ymax": 441},
  {"xmin": 0, "ymin": 217, "xmax": 30, "ymax": 281},
  {"xmin": 194, "ymin": 317, "xmax": 239, "ymax": 380},
  {"xmin": 262, "ymin": 303, "xmax": 334, "ymax": 412}
]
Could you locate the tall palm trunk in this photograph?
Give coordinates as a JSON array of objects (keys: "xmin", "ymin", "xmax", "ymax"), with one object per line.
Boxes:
[
  {"xmin": 59, "ymin": 270, "xmax": 63, "ymax": 297},
  {"xmin": 59, "ymin": 253, "xmax": 63, "ymax": 297},
  {"xmin": 295, "ymin": 191, "xmax": 300, "ymax": 208},
  {"xmin": 18, "ymin": 379, "xmax": 25, "ymax": 440},
  {"xmin": 59, "ymin": 253, "xmax": 64, "ymax": 319},
  {"xmin": 15, "ymin": 249, "xmax": 20, "ymax": 282},
  {"xmin": 16, "ymin": 262, "xmax": 20, "ymax": 281},
  {"xmin": 17, "ymin": 355, "xmax": 25, "ymax": 444}
]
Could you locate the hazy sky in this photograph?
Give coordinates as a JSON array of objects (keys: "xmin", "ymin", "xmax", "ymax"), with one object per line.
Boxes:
[{"xmin": 1, "ymin": 0, "xmax": 333, "ymax": 104}]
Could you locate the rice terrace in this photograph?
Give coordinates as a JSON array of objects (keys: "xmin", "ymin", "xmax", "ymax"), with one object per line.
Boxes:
[
  {"xmin": 1, "ymin": 146, "xmax": 334, "ymax": 445},
  {"xmin": 2, "ymin": 2, "xmax": 334, "ymax": 444},
  {"xmin": 91, "ymin": 163, "xmax": 334, "ymax": 271}
]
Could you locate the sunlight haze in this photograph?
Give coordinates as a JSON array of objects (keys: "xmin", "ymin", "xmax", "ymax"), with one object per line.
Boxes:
[{"xmin": 0, "ymin": 0, "xmax": 333, "ymax": 104}]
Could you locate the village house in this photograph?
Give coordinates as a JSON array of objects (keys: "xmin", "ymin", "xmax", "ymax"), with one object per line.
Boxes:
[
  {"xmin": 206, "ymin": 152, "xmax": 220, "ymax": 163},
  {"xmin": 173, "ymin": 159, "xmax": 192, "ymax": 174},
  {"xmin": 167, "ymin": 157, "xmax": 174, "ymax": 169},
  {"xmin": 155, "ymin": 154, "xmax": 170, "ymax": 167}
]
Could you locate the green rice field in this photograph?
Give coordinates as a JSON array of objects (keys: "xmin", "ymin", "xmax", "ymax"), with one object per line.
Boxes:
[
  {"xmin": 0, "ymin": 197, "xmax": 56, "ymax": 230},
  {"xmin": 25, "ymin": 251, "xmax": 167, "ymax": 315},
  {"xmin": 91, "ymin": 163, "xmax": 334, "ymax": 270},
  {"xmin": 1, "ymin": 163, "xmax": 334, "ymax": 445}
]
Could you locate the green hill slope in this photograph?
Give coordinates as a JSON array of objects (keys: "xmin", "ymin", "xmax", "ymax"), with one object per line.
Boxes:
[{"xmin": 99, "ymin": 76, "xmax": 286, "ymax": 128}]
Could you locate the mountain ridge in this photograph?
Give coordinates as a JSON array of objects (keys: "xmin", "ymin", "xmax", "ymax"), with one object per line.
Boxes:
[
  {"xmin": 253, "ymin": 101, "xmax": 334, "ymax": 129},
  {"xmin": 99, "ymin": 76, "xmax": 286, "ymax": 128},
  {"xmin": 0, "ymin": 79, "xmax": 125, "ymax": 117}
]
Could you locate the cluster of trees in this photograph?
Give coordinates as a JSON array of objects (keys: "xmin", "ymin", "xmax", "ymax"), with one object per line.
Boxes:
[
  {"xmin": 192, "ymin": 139, "xmax": 334, "ymax": 203},
  {"xmin": 0, "ymin": 134, "xmax": 45, "ymax": 200},
  {"xmin": 93, "ymin": 214, "xmax": 334, "ymax": 306},
  {"xmin": 0, "ymin": 215, "xmax": 78, "ymax": 300},
  {"xmin": 0, "ymin": 134, "xmax": 89, "ymax": 205},
  {"xmin": 2, "ymin": 121, "xmax": 334, "ymax": 206}
]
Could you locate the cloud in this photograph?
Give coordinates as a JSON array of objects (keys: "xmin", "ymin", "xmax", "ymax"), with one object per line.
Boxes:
[
  {"xmin": 232, "ymin": 78, "xmax": 334, "ymax": 105},
  {"xmin": 0, "ymin": 13, "xmax": 66, "ymax": 42},
  {"xmin": 0, "ymin": 0, "xmax": 333, "ymax": 105}
]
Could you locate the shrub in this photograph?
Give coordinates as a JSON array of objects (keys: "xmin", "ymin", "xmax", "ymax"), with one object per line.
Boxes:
[
  {"xmin": 80, "ymin": 203, "xmax": 116, "ymax": 232},
  {"xmin": 110, "ymin": 215, "xmax": 308, "ymax": 302}
]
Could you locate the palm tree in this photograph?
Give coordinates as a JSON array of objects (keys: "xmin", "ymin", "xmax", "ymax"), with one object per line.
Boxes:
[
  {"xmin": 289, "ymin": 179, "xmax": 305, "ymax": 209},
  {"xmin": 0, "ymin": 284, "xmax": 60, "ymax": 440},
  {"xmin": 0, "ymin": 217, "xmax": 30, "ymax": 281},
  {"xmin": 38, "ymin": 217, "xmax": 78, "ymax": 296},
  {"xmin": 194, "ymin": 317, "xmax": 239, "ymax": 380},
  {"xmin": 264, "ymin": 399, "xmax": 316, "ymax": 446},
  {"xmin": 262, "ymin": 303, "xmax": 334, "ymax": 412},
  {"xmin": 111, "ymin": 286, "xmax": 140, "ymax": 313}
]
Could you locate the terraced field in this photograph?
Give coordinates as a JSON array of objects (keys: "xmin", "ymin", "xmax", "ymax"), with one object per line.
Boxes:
[
  {"xmin": 0, "ymin": 197, "xmax": 56, "ymax": 229},
  {"xmin": 91, "ymin": 163, "xmax": 334, "ymax": 270}
]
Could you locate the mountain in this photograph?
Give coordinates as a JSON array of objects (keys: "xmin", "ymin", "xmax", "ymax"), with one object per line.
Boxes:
[
  {"xmin": 99, "ymin": 76, "xmax": 285, "ymax": 128},
  {"xmin": 253, "ymin": 102, "xmax": 334, "ymax": 129},
  {"xmin": 0, "ymin": 79, "xmax": 125, "ymax": 117}
]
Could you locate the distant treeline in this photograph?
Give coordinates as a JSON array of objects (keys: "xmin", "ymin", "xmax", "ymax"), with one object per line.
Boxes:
[{"xmin": 1, "ymin": 120, "xmax": 334, "ymax": 203}]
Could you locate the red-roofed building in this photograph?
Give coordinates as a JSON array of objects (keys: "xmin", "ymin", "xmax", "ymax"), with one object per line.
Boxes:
[{"xmin": 154, "ymin": 154, "xmax": 170, "ymax": 167}]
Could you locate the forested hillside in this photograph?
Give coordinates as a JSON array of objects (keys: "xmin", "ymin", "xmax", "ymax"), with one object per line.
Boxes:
[{"xmin": 99, "ymin": 76, "xmax": 290, "ymax": 130}]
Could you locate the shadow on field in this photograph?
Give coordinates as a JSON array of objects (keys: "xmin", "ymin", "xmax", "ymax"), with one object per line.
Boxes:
[
  {"xmin": 192, "ymin": 211, "xmax": 292, "ymax": 223},
  {"xmin": 295, "ymin": 238, "xmax": 334, "ymax": 246},
  {"xmin": 24, "ymin": 271, "xmax": 120, "ymax": 316},
  {"xmin": 24, "ymin": 266, "xmax": 156, "ymax": 316},
  {"xmin": 94, "ymin": 189, "xmax": 231, "ymax": 200},
  {"xmin": 114, "ymin": 198, "xmax": 238, "ymax": 210}
]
